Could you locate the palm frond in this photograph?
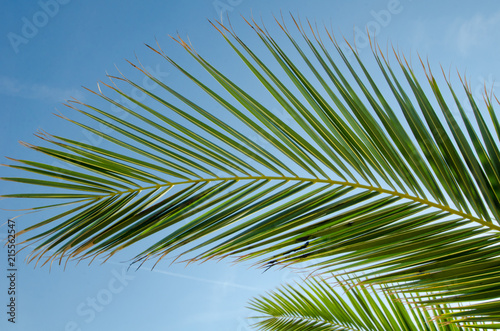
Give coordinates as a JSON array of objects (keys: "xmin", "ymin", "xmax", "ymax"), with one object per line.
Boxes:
[
  {"xmin": 249, "ymin": 275, "xmax": 483, "ymax": 330},
  {"xmin": 3, "ymin": 15, "xmax": 500, "ymax": 324}
]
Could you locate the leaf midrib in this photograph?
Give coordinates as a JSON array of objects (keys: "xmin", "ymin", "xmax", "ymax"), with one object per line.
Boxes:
[
  {"xmin": 98, "ymin": 176, "xmax": 500, "ymax": 232},
  {"xmin": 256, "ymin": 313, "xmax": 363, "ymax": 331}
]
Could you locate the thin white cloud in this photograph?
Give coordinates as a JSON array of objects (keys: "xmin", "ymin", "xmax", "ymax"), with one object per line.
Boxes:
[
  {"xmin": 451, "ymin": 11, "xmax": 500, "ymax": 56},
  {"xmin": 0, "ymin": 75, "xmax": 85, "ymax": 103},
  {"xmin": 104, "ymin": 259, "xmax": 263, "ymax": 292},
  {"xmin": 148, "ymin": 268, "xmax": 263, "ymax": 292}
]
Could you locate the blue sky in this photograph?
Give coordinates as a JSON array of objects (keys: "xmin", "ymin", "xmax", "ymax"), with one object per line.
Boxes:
[{"xmin": 1, "ymin": 0, "xmax": 500, "ymax": 330}]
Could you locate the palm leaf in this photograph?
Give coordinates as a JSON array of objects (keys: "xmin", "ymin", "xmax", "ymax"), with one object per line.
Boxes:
[
  {"xmin": 3, "ymin": 15, "xmax": 500, "ymax": 325},
  {"xmin": 248, "ymin": 275, "xmax": 485, "ymax": 330}
]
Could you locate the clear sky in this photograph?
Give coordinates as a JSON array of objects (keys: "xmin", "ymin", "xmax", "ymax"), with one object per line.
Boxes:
[{"xmin": 1, "ymin": 0, "xmax": 500, "ymax": 330}]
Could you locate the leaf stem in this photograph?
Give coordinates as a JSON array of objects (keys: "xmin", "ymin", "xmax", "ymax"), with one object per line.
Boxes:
[{"xmin": 103, "ymin": 176, "xmax": 500, "ymax": 232}]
